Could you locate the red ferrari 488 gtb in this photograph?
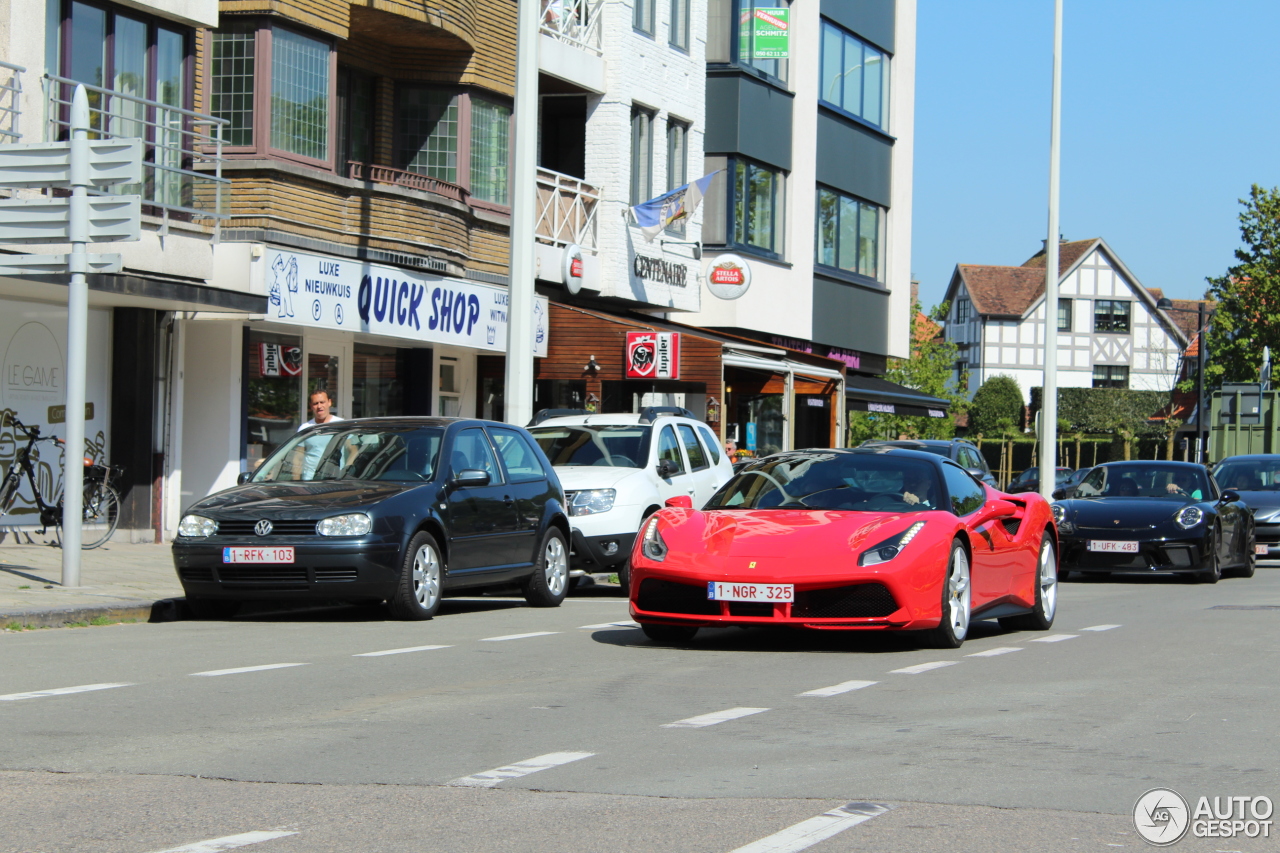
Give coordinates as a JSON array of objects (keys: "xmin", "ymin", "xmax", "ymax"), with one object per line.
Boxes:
[{"xmin": 628, "ymin": 447, "xmax": 1059, "ymax": 648}]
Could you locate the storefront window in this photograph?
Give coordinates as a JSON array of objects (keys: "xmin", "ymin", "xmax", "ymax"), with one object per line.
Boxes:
[
  {"xmin": 439, "ymin": 357, "xmax": 461, "ymax": 416},
  {"xmin": 245, "ymin": 330, "xmax": 304, "ymax": 467},
  {"xmin": 308, "ymin": 352, "xmax": 340, "ymax": 408},
  {"xmin": 352, "ymin": 344, "xmax": 405, "ymax": 418},
  {"xmin": 534, "ymin": 379, "xmax": 586, "ymax": 413}
]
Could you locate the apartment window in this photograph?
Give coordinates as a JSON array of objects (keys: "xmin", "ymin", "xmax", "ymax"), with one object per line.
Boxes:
[
  {"xmin": 1094, "ymin": 300, "xmax": 1131, "ymax": 334},
  {"xmin": 733, "ymin": 158, "xmax": 784, "ymax": 256},
  {"xmin": 955, "ymin": 298, "xmax": 970, "ymax": 324},
  {"xmin": 815, "ymin": 186, "xmax": 884, "ymax": 282},
  {"xmin": 270, "ymin": 28, "xmax": 329, "ymax": 161},
  {"xmin": 634, "ymin": 0, "xmax": 655, "ymax": 35},
  {"xmin": 397, "ymin": 88, "xmax": 459, "ymax": 182},
  {"xmin": 1092, "ymin": 365, "xmax": 1129, "ymax": 389},
  {"xmin": 471, "ymin": 97, "xmax": 511, "ymax": 205},
  {"xmin": 336, "ymin": 67, "xmax": 374, "ymax": 170},
  {"xmin": 630, "ymin": 106, "xmax": 655, "ymax": 204},
  {"xmin": 664, "ymin": 119, "xmax": 689, "ymax": 235},
  {"xmin": 1057, "ymin": 298, "xmax": 1072, "ymax": 332},
  {"xmin": 819, "ymin": 20, "xmax": 890, "ymax": 130},
  {"xmin": 669, "ymin": 0, "xmax": 689, "ymax": 49},
  {"xmin": 705, "ymin": 0, "xmax": 789, "ymax": 83},
  {"xmin": 211, "ymin": 25, "xmax": 255, "ymax": 146}
]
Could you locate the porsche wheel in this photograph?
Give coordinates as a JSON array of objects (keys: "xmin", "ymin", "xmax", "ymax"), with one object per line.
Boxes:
[
  {"xmin": 999, "ymin": 532, "xmax": 1057, "ymax": 631},
  {"xmin": 388, "ymin": 531, "xmax": 443, "ymax": 620},
  {"xmin": 1230, "ymin": 525, "xmax": 1257, "ymax": 579},
  {"xmin": 523, "ymin": 528, "xmax": 569, "ymax": 607},
  {"xmin": 924, "ymin": 540, "xmax": 971, "ymax": 649},
  {"xmin": 1196, "ymin": 530, "xmax": 1221, "ymax": 584},
  {"xmin": 641, "ymin": 623, "xmax": 698, "ymax": 644}
]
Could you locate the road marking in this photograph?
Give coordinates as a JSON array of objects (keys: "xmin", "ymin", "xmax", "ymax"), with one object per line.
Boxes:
[
  {"xmin": 0, "ymin": 682, "xmax": 132, "ymax": 702},
  {"xmin": 479, "ymin": 632, "xmax": 560, "ymax": 642},
  {"xmin": 1080, "ymin": 624, "xmax": 1121, "ymax": 632},
  {"xmin": 447, "ymin": 751, "xmax": 594, "ymax": 788},
  {"xmin": 726, "ymin": 802, "xmax": 894, "ymax": 853},
  {"xmin": 966, "ymin": 647, "xmax": 1024, "ymax": 658},
  {"xmin": 148, "ymin": 830, "xmax": 298, "ymax": 852},
  {"xmin": 1030, "ymin": 634, "xmax": 1078, "ymax": 643},
  {"xmin": 890, "ymin": 661, "xmax": 957, "ymax": 674},
  {"xmin": 190, "ymin": 664, "xmax": 307, "ymax": 677},
  {"xmin": 661, "ymin": 707, "xmax": 770, "ymax": 728},
  {"xmin": 353, "ymin": 645, "xmax": 452, "ymax": 657},
  {"xmin": 798, "ymin": 680, "xmax": 877, "ymax": 697},
  {"xmin": 577, "ymin": 621, "xmax": 639, "ymax": 629}
]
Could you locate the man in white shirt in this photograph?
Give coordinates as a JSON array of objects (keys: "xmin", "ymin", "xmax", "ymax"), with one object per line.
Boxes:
[{"xmin": 297, "ymin": 389, "xmax": 344, "ymax": 478}]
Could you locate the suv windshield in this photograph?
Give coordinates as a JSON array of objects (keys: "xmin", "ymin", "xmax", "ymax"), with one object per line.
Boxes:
[
  {"xmin": 531, "ymin": 425, "xmax": 652, "ymax": 469},
  {"xmin": 705, "ymin": 453, "xmax": 941, "ymax": 512},
  {"xmin": 253, "ymin": 426, "xmax": 443, "ymax": 483}
]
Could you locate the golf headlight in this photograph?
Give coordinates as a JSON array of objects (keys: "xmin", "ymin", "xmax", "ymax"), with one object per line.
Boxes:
[
  {"xmin": 1175, "ymin": 506, "xmax": 1204, "ymax": 529},
  {"xmin": 859, "ymin": 521, "xmax": 926, "ymax": 567},
  {"xmin": 317, "ymin": 513, "xmax": 372, "ymax": 536},
  {"xmin": 640, "ymin": 516, "xmax": 668, "ymax": 561},
  {"xmin": 178, "ymin": 515, "xmax": 218, "ymax": 538},
  {"xmin": 569, "ymin": 488, "xmax": 616, "ymax": 517}
]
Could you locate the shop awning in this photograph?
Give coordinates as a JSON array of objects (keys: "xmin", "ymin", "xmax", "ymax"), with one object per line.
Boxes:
[
  {"xmin": 846, "ymin": 375, "xmax": 951, "ymax": 419},
  {"xmin": 722, "ymin": 350, "xmax": 844, "ymax": 381}
]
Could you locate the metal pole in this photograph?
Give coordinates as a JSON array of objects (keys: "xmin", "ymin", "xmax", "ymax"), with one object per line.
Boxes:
[
  {"xmin": 503, "ymin": 0, "xmax": 539, "ymax": 427},
  {"xmin": 1197, "ymin": 301, "xmax": 1206, "ymax": 464},
  {"xmin": 1039, "ymin": 0, "xmax": 1063, "ymax": 502},
  {"xmin": 61, "ymin": 84, "xmax": 90, "ymax": 584}
]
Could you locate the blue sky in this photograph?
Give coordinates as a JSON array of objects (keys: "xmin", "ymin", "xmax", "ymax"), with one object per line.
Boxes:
[{"xmin": 911, "ymin": 0, "xmax": 1280, "ymax": 312}]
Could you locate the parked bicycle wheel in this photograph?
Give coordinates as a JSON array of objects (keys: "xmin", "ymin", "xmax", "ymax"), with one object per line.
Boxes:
[{"xmin": 58, "ymin": 482, "xmax": 121, "ymax": 549}]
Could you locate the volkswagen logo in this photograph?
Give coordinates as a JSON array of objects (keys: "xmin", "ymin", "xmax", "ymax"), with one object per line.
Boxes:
[{"xmin": 254, "ymin": 519, "xmax": 273, "ymax": 536}]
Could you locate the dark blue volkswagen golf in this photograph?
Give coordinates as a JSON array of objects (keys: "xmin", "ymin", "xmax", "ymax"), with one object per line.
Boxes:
[{"xmin": 172, "ymin": 417, "xmax": 571, "ymax": 619}]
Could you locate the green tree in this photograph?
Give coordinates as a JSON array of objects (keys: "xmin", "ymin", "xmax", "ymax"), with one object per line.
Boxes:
[
  {"xmin": 1205, "ymin": 185, "xmax": 1280, "ymax": 388},
  {"xmin": 969, "ymin": 375, "xmax": 1024, "ymax": 438},
  {"xmin": 879, "ymin": 302, "xmax": 970, "ymax": 440}
]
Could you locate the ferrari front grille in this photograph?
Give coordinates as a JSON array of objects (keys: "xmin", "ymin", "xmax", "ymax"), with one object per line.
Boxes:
[
  {"xmin": 727, "ymin": 601, "xmax": 774, "ymax": 617},
  {"xmin": 791, "ymin": 583, "xmax": 898, "ymax": 618},
  {"xmin": 636, "ymin": 579, "xmax": 720, "ymax": 616}
]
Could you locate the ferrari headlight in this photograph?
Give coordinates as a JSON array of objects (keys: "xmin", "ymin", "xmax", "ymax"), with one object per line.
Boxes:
[
  {"xmin": 859, "ymin": 521, "xmax": 926, "ymax": 567},
  {"xmin": 569, "ymin": 488, "xmax": 616, "ymax": 517},
  {"xmin": 317, "ymin": 513, "xmax": 372, "ymax": 536},
  {"xmin": 178, "ymin": 515, "xmax": 218, "ymax": 538},
  {"xmin": 640, "ymin": 516, "xmax": 668, "ymax": 561},
  {"xmin": 1175, "ymin": 506, "xmax": 1204, "ymax": 529}
]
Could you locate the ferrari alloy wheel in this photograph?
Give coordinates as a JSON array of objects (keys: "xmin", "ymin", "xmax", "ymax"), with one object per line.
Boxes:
[
  {"xmin": 1197, "ymin": 530, "xmax": 1222, "ymax": 584},
  {"xmin": 1000, "ymin": 532, "xmax": 1057, "ymax": 631},
  {"xmin": 926, "ymin": 540, "xmax": 971, "ymax": 649},
  {"xmin": 523, "ymin": 528, "xmax": 570, "ymax": 607},
  {"xmin": 641, "ymin": 623, "xmax": 698, "ymax": 644},
  {"xmin": 388, "ymin": 531, "xmax": 443, "ymax": 621}
]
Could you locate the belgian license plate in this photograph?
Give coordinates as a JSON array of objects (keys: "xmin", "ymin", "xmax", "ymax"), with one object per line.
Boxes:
[
  {"xmin": 1087, "ymin": 540, "xmax": 1139, "ymax": 553},
  {"xmin": 1257, "ymin": 544, "xmax": 1269, "ymax": 555},
  {"xmin": 708, "ymin": 582, "xmax": 793, "ymax": 602},
  {"xmin": 223, "ymin": 546, "xmax": 295, "ymax": 564}
]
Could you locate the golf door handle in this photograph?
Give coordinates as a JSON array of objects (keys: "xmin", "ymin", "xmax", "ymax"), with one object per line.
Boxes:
[{"xmin": 503, "ymin": 495, "xmax": 514, "ymax": 505}]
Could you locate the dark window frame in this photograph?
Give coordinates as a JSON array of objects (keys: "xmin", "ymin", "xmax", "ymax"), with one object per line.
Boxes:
[
  {"xmin": 1093, "ymin": 299, "xmax": 1131, "ymax": 334},
  {"xmin": 818, "ymin": 17, "xmax": 890, "ymax": 132},
  {"xmin": 630, "ymin": 104, "xmax": 655, "ymax": 205},
  {"xmin": 668, "ymin": 0, "xmax": 689, "ymax": 50},
  {"xmin": 707, "ymin": 154, "xmax": 784, "ymax": 260},
  {"xmin": 706, "ymin": 0, "xmax": 791, "ymax": 88},
  {"xmin": 633, "ymin": 0, "xmax": 655, "ymax": 36},
  {"xmin": 1092, "ymin": 365, "xmax": 1130, "ymax": 389},
  {"xmin": 1058, "ymin": 297, "xmax": 1072, "ymax": 332},
  {"xmin": 814, "ymin": 184, "xmax": 884, "ymax": 285}
]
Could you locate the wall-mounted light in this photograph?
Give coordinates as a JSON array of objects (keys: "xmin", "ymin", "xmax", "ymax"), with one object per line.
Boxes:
[
  {"xmin": 584, "ymin": 354, "xmax": 600, "ymax": 372},
  {"xmin": 660, "ymin": 239, "xmax": 702, "ymax": 261}
]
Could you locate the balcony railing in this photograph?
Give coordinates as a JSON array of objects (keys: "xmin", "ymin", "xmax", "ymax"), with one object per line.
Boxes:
[
  {"xmin": 0, "ymin": 61, "xmax": 23, "ymax": 141},
  {"xmin": 535, "ymin": 167, "xmax": 598, "ymax": 252},
  {"xmin": 44, "ymin": 74, "xmax": 229, "ymax": 221},
  {"xmin": 540, "ymin": 0, "xmax": 603, "ymax": 55},
  {"xmin": 347, "ymin": 162, "xmax": 469, "ymax": 203}
]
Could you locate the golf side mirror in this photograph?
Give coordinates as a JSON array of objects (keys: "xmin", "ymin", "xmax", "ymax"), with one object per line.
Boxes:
[
  {"xmin": 452, "ymin": 469, "xmax": 491, "ymax": 488},
  {"xmin": 237, "ymin": 471, "xmax": 253, "ymax": 485}
]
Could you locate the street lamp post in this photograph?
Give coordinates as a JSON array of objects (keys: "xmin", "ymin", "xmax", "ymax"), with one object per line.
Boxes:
[{"xmin": 1157, "ymin": 297, "xmax": 1211, "ymax": 464}]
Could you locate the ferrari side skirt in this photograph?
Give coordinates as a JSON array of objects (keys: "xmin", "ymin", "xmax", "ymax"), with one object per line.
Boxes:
[{"xmin": 970, "ymin": 600, "xmax": 1035, "ymax": 621}]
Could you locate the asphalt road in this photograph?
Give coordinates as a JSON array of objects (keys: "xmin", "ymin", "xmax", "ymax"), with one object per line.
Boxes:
[{"xmin": 1, "ymin": 571, "xmax": 1278, "ymax": 853}]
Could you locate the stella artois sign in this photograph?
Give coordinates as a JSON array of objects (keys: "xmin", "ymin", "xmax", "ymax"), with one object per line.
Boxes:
[
  {"xmin": 625, "ymin": 331, "xmax": 681, "ymax": 380},
  {"xmin": 705, "ymin": 253, "xmax": 753, "ymax": 300}
]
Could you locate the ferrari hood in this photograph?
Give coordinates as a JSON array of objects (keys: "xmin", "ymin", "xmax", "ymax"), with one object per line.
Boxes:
[
  {"xmin": 1062, "ymin": 497, "xmax": 1189, "ymax": 530},
  {"xmin": 665, "ymin": 508, "xmax": 924, "ymax": 560},
  {"xmin": 190, "ymin": 481, "xmax": 425, "ymax": 516}
]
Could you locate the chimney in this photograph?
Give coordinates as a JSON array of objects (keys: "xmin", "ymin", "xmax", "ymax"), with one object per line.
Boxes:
[{"xmin": 911, "ymin": 279, "xmax": 920, "ymax": 309}]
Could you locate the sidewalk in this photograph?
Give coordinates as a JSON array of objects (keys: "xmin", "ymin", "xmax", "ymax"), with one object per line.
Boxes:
[{"xmin": 0, "ymin": 533, "xmax": 182, "ymax": 628}]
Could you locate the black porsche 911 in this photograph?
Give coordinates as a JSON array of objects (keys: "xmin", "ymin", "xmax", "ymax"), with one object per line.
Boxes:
[
  {"xmin": 1051, "ymin": 461, "xmax": 1255, "ymax": 583},
  {"xmin": 172, "ymin": 418, "xmax": 572, "ymax": 619}
]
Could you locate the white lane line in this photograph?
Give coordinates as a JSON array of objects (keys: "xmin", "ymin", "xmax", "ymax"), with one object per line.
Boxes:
[
  {"xmin": 479, "ymin": 631, "xmax": 561, "ymax": 642},
  {"xmin": 1080, "ymin": 624, "xmax": 1121, "ymax": 632},
  {"xmin": 148, "ymin": 830, "xmax": 298, "ymax": 852},
  {"xmin": 190, "ymin": 664, "xmax": 307, "ymax": 677},
  {"xmin": 890, "ymin": 661, "xmax": 957, "ymax": 675},
  {"xmin": 1030, "ymin": 634, "xmax": 1078, "ymax": 643},
  {"xmin": 726, "ymin": 802, "xmax": 894, "ymax": 853},
  {"xmin": 447, "ymin": 751, "xmax": 594, "ymax": 788},
  {"xmin": 0, "ymin": 682, "xmax": 133, "ymax": 702},
  {"xmin": 661, "ymin": 707, "xmax": 770, "ymax": 728},
  {"xmin": 799, "ymin": 680, "xmax": 877, "ymax": 697},
  {"xmin": 353, "ymin": 645, "xmax": 452, "ymax": 657},
  {"xmin": 966, "ymin": 647, "xmax": 1024, "ymax": 658},
  {"xmin": 577, "ymin": 621, "xmax": 639, "ymax": 629}
]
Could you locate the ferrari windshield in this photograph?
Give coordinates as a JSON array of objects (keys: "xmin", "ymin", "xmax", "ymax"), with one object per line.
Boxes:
[
  {"xmin": 1074, "ymin": 463, "xmax": 1210, "ymax": 500},
  {"xmin": 1214, "ymin": 459, "xmax": 1280, "ymax": 491},
  {"xmin": 530, "ymin": 425, "xmax": 651, "ymax": 469},
  {"xmin": 252, "ymin": 426, "xmax": 443, "ymax": 483},
  {"xmin": 705, "ymin": 453, "xmax": 942, "ymax": 512}
]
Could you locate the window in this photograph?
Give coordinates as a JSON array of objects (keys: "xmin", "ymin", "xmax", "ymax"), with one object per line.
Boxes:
[
  {"xmin": 955, "ymin": 298, "xmax": 970, "ymax": 324},
  {"xmin": 270, "ymin": 27, "xmax": 329, "ymax": 161},
  {"xmin": 732, "ymin": 158, "xmax": 784, "ymax": 256},
  {"xmin": 1058, "ymin": 298, "xmax": 1072, "ymax": 332},
  {"xmin": 815, "ymin": 186, "xmax": 883, "ymax": 281},
  {"xmin": 489, "ymin": 427, "xmax": 547, "ymax": 483},
  {"xmin": 941, "ymin": 462, "xmax": 985, "ymax": 516},
  {"xmin": 669, "ymin": 0, "xmax": 689, "ymax": 49},
  {"xmin": 336, "ymin": 67, "xmax": 375, "ymax": 171},
  {"xmin": 397, "ymin": 87, "xmax": 458, "ymax": 182},
  {"xmin": 1094, "ymin": 300, "xmax": 1131, "ymax": 333},
  {"xmin": 697, "ymin": 425, "xmax": 722, "ymax": 465},
  {"xmin": 665, "ymin": 119, "xmax": 689, "ymax": 234},
  {"xmin": 657, "ymin": 426, "xmax": 685, "ymax": 475},
  {"xmin": 819, "ymin": 20, "xmax": 889, "ymax": 130},
  {"xmin": 634, "ymin": 0, "xmax": 655, "ymax": 34},
  {"xmin": 678, "ymin": 424, "xmax": 708, "ymax": 471},
  {"xmin": 471, "ymin": 97, "xmax": 511, "ymax": 204},
  {"xmin": 451, "ymin": 428, "xmax": 501, "ymax": 481},
  {"xmin": 211, "ymin": 25, "xmax": 255, "ymax": 146},
  {"xmin": 630, "ymin": 105, "xmax": 654, "ymax": 204},
  {"xmin": 1092, "ymin": 365, "xmax": 1129, "ymax": 389},
  {"xmin": 735, "ymin": 0, "xmax": 790, "ymax": 83}
]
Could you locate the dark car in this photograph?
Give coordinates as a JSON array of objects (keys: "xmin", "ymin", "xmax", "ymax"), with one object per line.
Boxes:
[
  {"xmin": 172, "ymin": 418, "xmax": 572, "ymax": 620},
  {"xmin": 1051, "ymin": 461, "xmax": 1254, "ymax": 583},
  {"xmin": 1007, "ymin": 467, "xmax": 1073, "ymax": 494},
  {"xmin": 1057, "ymin": 466, "xmax": 1093, "ymax": 497},
  {"xmin": 1211, "ymin": 455, "xmax": 1280, "ymax": 562},
  {"xmin": 860, "ymin": 439, "xmax": 997, "ymax": 488}
]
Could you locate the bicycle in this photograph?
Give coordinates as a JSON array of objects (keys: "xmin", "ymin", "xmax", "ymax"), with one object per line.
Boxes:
[{"xmin": 0, "ymin": 413, "xmax": 122, "ymax": 549}]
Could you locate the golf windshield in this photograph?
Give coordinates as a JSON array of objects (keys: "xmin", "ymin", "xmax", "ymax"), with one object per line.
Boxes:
[
  {"xmin": 252, "ymin": 426, "xmax": 443, "ymax": 482},
  {"xmin": 705, "ymin": 453, "xmax": 943, "ymax": 512},
  {"xmin": 530, "ymin": 425, "xmax": 652, "ymax": 469}
]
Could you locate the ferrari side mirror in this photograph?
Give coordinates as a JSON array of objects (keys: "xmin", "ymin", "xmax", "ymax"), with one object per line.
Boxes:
[{"xmin": 664, "ymin": 495, "xmax": 693, "ymax": 509}]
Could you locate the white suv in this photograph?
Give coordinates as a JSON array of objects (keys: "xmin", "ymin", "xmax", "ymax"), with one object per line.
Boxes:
[{"xmin": 528, "ymin": 407, "xmax": 734, "ymax": 593}]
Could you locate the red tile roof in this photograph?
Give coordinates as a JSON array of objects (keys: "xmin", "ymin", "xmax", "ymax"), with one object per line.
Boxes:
[
  {"xmin": 957, "ymin": 265, "xmax": 1053, "ymax": 317},
  {"xmin": 1021, "ymin": 239, "xmax": 1098, "ymax": 275}
]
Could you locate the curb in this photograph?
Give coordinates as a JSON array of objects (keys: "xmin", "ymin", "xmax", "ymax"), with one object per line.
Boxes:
[{"xmin": 0, "ymin": 599, "xmax": 178, "ymax": 629}]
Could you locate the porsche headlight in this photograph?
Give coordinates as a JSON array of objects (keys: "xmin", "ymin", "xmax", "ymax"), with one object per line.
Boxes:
[
  {"xmin": 178, "ymin": 515, "xmax": 218, "ymax": 538},
  {"xmin": 640, "ymin": 516, "xmax": 668, "ymax": 561},
  {"xmin": 569, "ymin": 488, "xmax": 616, "ymax": 517},
  {"xmin": 1051, "ymin": 504, "xmax": 1065, "ymax": 525},
  {"xmin": 317, "ymin": 513, "xmax": 372, "ymax": 536},
  {"xmin": 859, "ymin": 521, "xmax": 926, "ymax": 567},
  {"xmin": 1175, "ymin": 506, "xmax": 1204, "ymax": 529}
]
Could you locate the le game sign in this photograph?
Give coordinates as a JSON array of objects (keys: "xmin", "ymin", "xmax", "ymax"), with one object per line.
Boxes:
[{"xmin": 625, "ymin": 331, "xmax": 681, "ymax": 380}]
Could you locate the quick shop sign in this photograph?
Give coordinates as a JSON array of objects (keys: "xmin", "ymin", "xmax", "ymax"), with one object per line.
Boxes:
[{"xmin": 262, "ymin": 249, "xmax": 549, "ymax": 356}]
